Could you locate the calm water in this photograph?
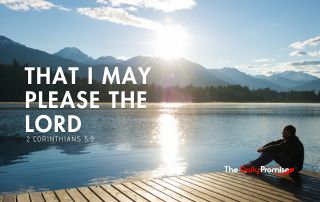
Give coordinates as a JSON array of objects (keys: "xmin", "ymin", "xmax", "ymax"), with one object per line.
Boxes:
[{"xmin": 0, "ymin": 103, "xmax": 319, "ymax": 194}]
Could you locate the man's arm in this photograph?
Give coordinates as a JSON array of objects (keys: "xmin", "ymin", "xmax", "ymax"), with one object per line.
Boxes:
[
  {"xmin": 262, "ymin": 139, "xmax": 284, "ymax": 148},
  {"xmin": 257, "ymin": 139, "xmax": 284, "ymax": 152},
  {"xmin": 260, "ymin": 140, "xmax": 288, "ymax": 152}
]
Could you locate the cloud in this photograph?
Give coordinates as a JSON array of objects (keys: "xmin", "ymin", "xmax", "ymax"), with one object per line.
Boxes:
[
  {"xmin": 77, "ymin": 7, "xmax": 162, "ymax": 31},
  {"xmin": 254, "ymin": 58, "xmax": 274, "ymax": 63},
  {"xmin": 126, "ymin": 6, "xmax": 137, "ymax": 11},
  {"xmin": 97, "ymin": 0, "xmax": 196, "ymax": 12},
  {"xmin": 236, "ymin": 60, "xmax": 320, "ymax": 78},
  {"xmin": 270, "ymin": 61, "xmax": 320, "ymax": 77},
  {"xmin": 290, "ymin": 50, "xmax": 320, "ymax": 57},
  {"xmin": 241, "ymin": 38, "xmax": 320, "ymax": 77},
  {"xmin": 289, "ymin": 60, "xmax": 320, "ymax": 66},
  {"xmin": 308, "ymin": 51, "xmax": 320, "ymax": 57},
  {"xmin": 96, "ymin": 0, "xmax": 109, "ymax": 4},
  {"xmin": 289, "ymin": 36, "xmax": 320, "ymax": 58},
  {"xmin": 289, "ymin": 51, "xmax": 308, "ymax": 56},
  {"xmin": 79, "ymin": 1, "xmax": 196, "ymax": 31},
  {"xmin": 289, "ymin": 35, "xmax": 320, "ymax": 49},
  {"xmin": 0, "ymin": 0, "xmax": 70, "ymax": 11}
]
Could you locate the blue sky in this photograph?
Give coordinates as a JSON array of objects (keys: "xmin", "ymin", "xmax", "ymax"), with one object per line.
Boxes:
[{"xmin": 1, "ymin": 0, "xmax": 320, "ymax": 77}]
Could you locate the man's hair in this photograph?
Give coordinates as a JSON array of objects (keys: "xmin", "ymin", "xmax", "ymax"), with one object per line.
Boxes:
[{"xmin": 284, "ymin": 125, "xmax": 296, "ymax": 135}]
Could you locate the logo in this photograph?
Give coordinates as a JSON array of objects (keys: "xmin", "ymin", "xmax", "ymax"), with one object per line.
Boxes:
[{"xmin": 224, "ymin": 166, "xmax": 295, "ymax": 176}]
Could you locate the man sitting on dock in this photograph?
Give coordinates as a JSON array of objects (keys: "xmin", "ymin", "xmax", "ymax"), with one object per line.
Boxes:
[{"xmin": 242, "ymin": 125, "xmax": 304, "ymax": 177}]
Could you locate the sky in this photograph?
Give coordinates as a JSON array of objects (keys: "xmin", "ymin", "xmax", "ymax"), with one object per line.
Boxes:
[{"xmin": 0, "ymin": 0, "xmax": 320, "ymax": 77}]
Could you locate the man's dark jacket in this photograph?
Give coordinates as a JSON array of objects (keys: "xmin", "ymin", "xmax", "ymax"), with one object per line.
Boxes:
[{"xmin": 261, "ymin": 135, "xmax": 304, "ymax": 171}]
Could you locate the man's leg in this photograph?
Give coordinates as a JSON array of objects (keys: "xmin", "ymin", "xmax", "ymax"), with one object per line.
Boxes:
[
  {"xmin": 245, "ymin": 152, "xmax": 274, "ymax": 168},
  {"xmin": 244, "ymin": 152, "xmax": 299, "ymax": 177},
  {"xmin": 269, "ymin": 152, "xmax": 295, "ymax": 168},
  {"xmin": 269, "ymin": 152, "xmax": 299, "ymax": 177}
]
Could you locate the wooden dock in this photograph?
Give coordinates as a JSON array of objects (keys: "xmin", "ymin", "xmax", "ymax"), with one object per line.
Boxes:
[{"xmin": 1, "ymin": 171, "xmax": 320, "ymax": 202}]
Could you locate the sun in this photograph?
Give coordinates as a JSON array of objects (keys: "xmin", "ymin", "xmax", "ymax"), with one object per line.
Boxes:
[{"xmin": 155, "ymin": 25, "xmax": 188, "ymax": 59}]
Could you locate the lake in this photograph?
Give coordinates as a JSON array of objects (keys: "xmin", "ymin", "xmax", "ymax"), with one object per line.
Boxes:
[{"xmin": 0, "ymin": 103, "xmax": 319, "ymax": 194}]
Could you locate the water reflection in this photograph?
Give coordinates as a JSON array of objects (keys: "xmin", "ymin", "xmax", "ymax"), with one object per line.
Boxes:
[
  {"xmin": 0, "ymin": 136, "xmax": 89, "ymax": 167},
  {"xmin": 1, "ymin": 103, "xmax": 320, "ymax": 193},
  {"xmin": 152, "ymin": 108, "xmax": 186, "ymax": 176}
]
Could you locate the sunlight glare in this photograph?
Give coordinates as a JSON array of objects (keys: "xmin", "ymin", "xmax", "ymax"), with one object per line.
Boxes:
[
  {"xmin": 152, "ymin": 111, "xmax": 186, "ymax": 176},
  {"xmin": 155, "ymin": 25, "xmax": 188, "ymax": 59}
]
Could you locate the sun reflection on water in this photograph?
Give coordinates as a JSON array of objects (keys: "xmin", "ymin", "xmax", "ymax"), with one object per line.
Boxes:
[{"xmin": 152, "ymin": 108, "xmax": 186, "ymax": 177}]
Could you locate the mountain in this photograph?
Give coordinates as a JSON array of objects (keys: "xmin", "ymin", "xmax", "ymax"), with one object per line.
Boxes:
[
  {"xmin": 0, "ymin": 36, "xmax": 227, "ymax": 87},
  {"xmin": 54, "ymin": 47, "xmax": 94, "ymax": 65},
  {"xmin": 271, "ymin": 71, "xmax": 318, "ymax": 82},
  {"xmin": 0, "ymin": 36, "xmax": 87, "ymax": 71},
  {"xmin": 209, "ymin": 67, "xmax": 284, "ymax": 90},
  {"xmin": 55, "ymin": 47, "xmax": 123, "ymax": 65},
  {"xmin": 210, "ymin": 68, "xmax": 320, "ymax": 91},
  {"xmin": 95, "ymin": 56, "xmax": 123, "ymax": 65},
  {"xmin": 123, "ymin": 56, "xmax": 228, "ymax": 87},
  {"xmin": 292, "ymin": 79, "xmax": 320, "ymax": 91},
  {"xmin": 1, "ymin": 35, "xmax": 319, "ymax": 90},
  {"xmin": 0, "ymin": 35, "xmax": 22, "ymax": 47},
  {"xmin": 91, "ymin": 56, "xmax": 228, "ymax": 87},
  {"xmin": 264, "ymin": 71, "xmax": 319, "ymax": 88}
]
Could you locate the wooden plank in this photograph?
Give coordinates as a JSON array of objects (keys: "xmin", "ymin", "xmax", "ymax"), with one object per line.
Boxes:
[
  {"xmin": 253, "ymin": 173, "xmax": 320, "ymax": 199},
  {"xmin": 122, "ymin": 182, "xmax": 163, "ymax": 202},
  {"xmin": 29, "ymin": 192, "xmax": 44, "ymax": 202},
  {"xmin": 202, "ymin": 173, "xmax": 297, "ymax": 201},
  {"xmin": 207, "ymin": 173, "xmax": 299, "ymax": 202},
  {"xmin": 66, "ymin": 188, "xmax": 88, "ymax": 202},
  {"xmin": 132, "ymin": 181, "xmax": 178, "ymax": 202},
  {"xmin": 179, "ymin": 176, "xmax": 248, "ymax": 201},
  {"xmin": 112, "ymin": 184, "xmax": 148, "ymax": 202},
  {"xmin": 2, "ymin": 195, "xmax": 16, "ymax": 202},
  {"xmin": 301, "ymin": 170, "xmax": 320, "ymax": 178},
  {"xmin": 299, "ymin": 175, "xmax": 320, "ymax": 187},
  {"xmin": 158, "ymin": 178, "xmax": 221, "ymax": 201},
  {"xmin": 241, "ymin": 170, "xmax": 320, "ymax": 186},
  {"xmin": 212, "ymin": 173, "xmax": 297, "ymax": 201},
  {"xmin": 16, "ymin": 193, "xmax": 30, "ymax": 202},
  {"xmin": 78, "ymin": 187, "xmax": 102, "ymax": 202},
  {"xmin": 265, "ymin": 171, "xmax": 320, "ymax": 190},
  {"xmin": 170, "ymin": 177, "xmax": 236, "ymax": 202},
  {"xmin": 262, "ymin": 173, "xmax": 320, "ymax": 199},
  {"xmin": 2, "ymin": 171, "xmax": 320, "ymax": 202},
  {"xmin": 225, "ymin": 172, "xmax": 305, "ymax": 192},
  {"xmin": 258, "ymin": 174, "xmax": 320, "ymax": 194},
  {"xmin": 100, "ymin": 185, "xmax": 132, "ymax": 202},
  {"xmin": 143, "ymin": 180, "xmax": 194, "ymax": 202},
  {"xmin": 189, "ymin": 175, "xmax": 263, "ymax": 202},
  {"xmin": 42, "ymin": 191, "xmax": 59, "ymax": 202},
  {"xmin": 204, "ymin": 174, "xmax": 297, "ymax": 201},
  {"xmin": 258, "ymin": 173, "xmax": 320, "ymax": 200},
  {"xmin": 54, "ymin": 189, "xmax": 73, "ymax": 202},
  {"xmin": 89, "ymin": 186, "xmax": 117, "ymax": 202},
  {"xmin": 300, "ymin": 173, "xmax": 320, "ymax": 182},
  {"xmin": 215, "ymin": 173, "xmax": 318, "ymax": 201}
]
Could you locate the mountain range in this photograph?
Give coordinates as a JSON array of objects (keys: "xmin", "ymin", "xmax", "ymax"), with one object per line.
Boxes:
[
  {"xmin": 0, "ymin": 35, "xmax": 319, "ymax": 91},
  {"xmin": 55, "ymin": 47, "xmax": 123, "ymax": 65}
]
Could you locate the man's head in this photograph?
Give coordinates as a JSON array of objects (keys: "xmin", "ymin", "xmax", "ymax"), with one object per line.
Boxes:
[{"xmin": 282, "ymin": 125, "xmax": 296, "ymax": 139}]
